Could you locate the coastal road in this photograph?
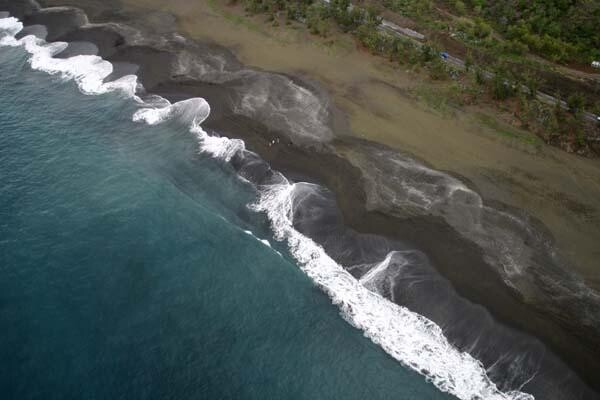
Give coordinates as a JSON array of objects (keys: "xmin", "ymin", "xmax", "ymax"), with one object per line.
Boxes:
[{"xmin": 378, "ymin": 17, "xmax": 600, "ymax": 124}]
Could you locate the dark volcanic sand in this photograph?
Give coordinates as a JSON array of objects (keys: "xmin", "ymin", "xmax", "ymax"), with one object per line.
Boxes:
[{"xmin": 2, "ymin": 1, "xmax": 600, "ymax": 399}]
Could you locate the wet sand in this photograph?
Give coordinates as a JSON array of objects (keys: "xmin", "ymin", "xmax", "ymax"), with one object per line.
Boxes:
[
  {"xmin": 6, "ymin": 0, "xmax": 600, "ymax": 397},
  {"xmin": 112, "ymin": 0, "xmax": 600, "ymax": 289}
]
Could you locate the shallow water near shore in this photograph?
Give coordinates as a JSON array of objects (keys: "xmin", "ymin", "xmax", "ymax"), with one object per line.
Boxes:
[
  {"xmin": 115, "ymin": 0, "xmax": 600, "ymax": 287},
  {"xmin": 0, "ymin": 43, "xmax": 461, "ymax": 400}
]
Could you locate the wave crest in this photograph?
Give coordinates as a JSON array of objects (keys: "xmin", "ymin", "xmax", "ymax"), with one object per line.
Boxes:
[
  {"xmin": 251, "ymin": 181, "xmax": 533, "ymax": 400},
  {"xmin": 0, "ymin": 13, "xmax": 533, "ymax": 400},
  {"xmin": 1, "ymin": 16, "xmax": 138, "ymax": 97}
]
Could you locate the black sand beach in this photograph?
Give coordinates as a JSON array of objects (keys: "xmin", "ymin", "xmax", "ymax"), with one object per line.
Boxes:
[{"xmin": 3, "ymin": 1, "xmax": 600, "ymax": 399}]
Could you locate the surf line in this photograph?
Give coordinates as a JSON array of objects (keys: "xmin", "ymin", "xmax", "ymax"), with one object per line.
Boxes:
[{"xmin": 0, "ymin": 14, "xmax": 533, "ymax": 400}]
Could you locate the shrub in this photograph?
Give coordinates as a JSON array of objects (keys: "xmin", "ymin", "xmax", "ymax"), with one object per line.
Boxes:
[
  {"xmin": 306, "ymin": 3, "xmax": 329, "ymax": 36},
  {"xmin": 429, "ymin": 58, "xmax": 448, "ymax": 80},
  {"xmin": 490, "ymin": 73, "xmax": 514, "ymax": 100},
  {"xmin": 453, "ymin": 0, "xmax": 466, "ymax": 15},
  {"xmin": 522, "ymin": 73, "xmax": 542, "ymax": 99},
  {"xmin": 472, "ymin": 18, "xmax": 492, "ymax": 39},
  {"xmin": 475, "ymin": 68, "xmax": 485, "ymax": 85},
  {"xmin": 567, "ymin": 93, "xmax": 585, "ymax": 115},
  {"xmin": 420, "ymin": 45, "xmax": 435, "ymax": 63}
]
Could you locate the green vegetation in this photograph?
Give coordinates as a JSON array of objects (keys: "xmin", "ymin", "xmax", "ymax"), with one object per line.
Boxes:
[
  {"xmin": 208, "ymin": 0, "xmax": 272, "ymax": 35},
  {"xmin": 370, "ymin": 0, "xmax": 599, "ymax": 64},
  {"xmin": 243, "ymin": 0, "xmax": 453, "ymax": 78},
  {"xmin": 381, "ymin": 0, "xmax": 434, "ymax": 19},
  {"xmin": 234, "ymin": 0, "xmax": 599, "ymax": 155},
  {"xmin": 476, "ymin": 112, "xmax": 542, "ymax": 146},
  {"xmin": 567, "ymin": 93, "xmax": 585, "ymax": 115},
  {"xmin": 448, "ymin": 0, "xmax": 600, "ymax": 63}
]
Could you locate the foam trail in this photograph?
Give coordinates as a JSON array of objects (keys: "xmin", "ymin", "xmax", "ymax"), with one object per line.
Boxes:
[
  {"xmin": 0, "ymin": 16, "xmax": 138, "ymax": 98},
  {"xmin": 0, "ymin": 14, "xmax": 533, "ymax": 400},
  {"xmin": 243, "ymin": 230, "xmax": 272, "ymax": 248},
  {"xmin": 359, "ymin": 251, "xmax": 396, "ymax": 285},
  {"xmin": 133, "ymin": 97, "xmax": 210, "ymax": 125},
  {"xmin": 251, "ymin": 181, "xmax": 533, "ymax": 400},
  {"xmin": 132, "ymin": 95, "xmax": 245, "ymax": 161}
]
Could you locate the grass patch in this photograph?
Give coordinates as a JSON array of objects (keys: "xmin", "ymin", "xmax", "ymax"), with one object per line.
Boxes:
[
  {"xmin": 476, "ymin": 112, "xmax": 542, "ymax": 146},
  {"xmin": 206, "ymin": 0, "xmax": 352, "ymax": 52},
  {"xmin": 206, "ymin": 0, "xmax": 271, "ymax": 36},
  {"xmin": 413, "ymin": 85, "xmax": 453, "ymax": 115}
]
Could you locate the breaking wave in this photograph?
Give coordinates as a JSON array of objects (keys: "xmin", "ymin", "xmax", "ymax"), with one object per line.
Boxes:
[{"xmin": 0, "ymin": 14, "xmax": 533, "ymax": 400}]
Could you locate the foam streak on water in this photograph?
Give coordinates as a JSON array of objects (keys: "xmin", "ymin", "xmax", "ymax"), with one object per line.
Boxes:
[
  {"xmin": 0, "ymin": 15, "xmax": 532, "ymax": 400},
  {"xmin": 251, "ymin": 182, "xmax": 531, "ymax": 400},
  {"xmin": 0, "ymin": 18, "xmax": 138, "ymax": 97}
]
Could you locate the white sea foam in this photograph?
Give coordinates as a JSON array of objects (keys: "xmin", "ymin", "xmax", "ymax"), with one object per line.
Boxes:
[
  {"xmin": 0, "ymin": 14, "xmax": 534, "ymax": 400},
  {"xmin": 193, "ymin": 124, "xmax": 246, "ymax": 162},
  {"xmin": 251, "ymin": 181, "xmax": 533, "ymax": 400},
  {"xmin": 0, "ymin": 16, "xmax": 23, "ymax": 38},
  {"xmin": 132, "ymin": 95, "xmax": 245, "ymax": 161},
  {"xmin": 133, "ymin": 97, "xmax": 210, "ymax": 125},
  {"xmin": 243, "ymin": 230, "xmax": 272, "ymax": 248},
  {"xmin": 0, "ymin": 17, "xmax": 138, "ymax": 98},
  {"xmin": 359, "ymin": 251, "xmax": 401, "ymax": 288},
  {"xmin": 236, "ymin": 74, "xmax": 333, "ymax": 143}
]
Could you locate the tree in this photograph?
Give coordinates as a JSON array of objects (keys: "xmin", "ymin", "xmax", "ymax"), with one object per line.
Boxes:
[
  {"xmin": 522, "ymin": 73, "xmax": 542, "ymax": 99},
  {"xmin": 472, "ymin": 18, "xmax": 491, "ymax": 39},
  {"xmin": 567, "ymin": 93, "xmax": 585, "ymax": 115},
  {"xmin": 553, "ymin": 92, "xmax": 566, "ymax": 124},
  {"xmin": 306, "ymin": 3, "xmax": 330, "ymax": 36},
  {"xmin": 453, "ymin": 0, "xmax": 466, "ymax": 15},
  {"xmin": 420, "ymin": 45, "xmax": 435, "ymax": 63},
  {"xmin": 475, "ymin": 68, "xmax": 485, "ymax": 85},
  {"xmin": 490, "ymin": 72, "xmax": 514, "ymax": 100},
  {"xmin": 429, "ymin": 58, "xmax": 448, "ymax": 80},
  {"xmin": 463, "ymin": 50, "xmax": 473, "ymax": 72}
]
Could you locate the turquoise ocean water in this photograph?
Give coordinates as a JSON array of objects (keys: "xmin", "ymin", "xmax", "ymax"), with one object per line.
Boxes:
[{"xmin": 0, "ymin": 39, "xmax": 455, "ymax": 399}]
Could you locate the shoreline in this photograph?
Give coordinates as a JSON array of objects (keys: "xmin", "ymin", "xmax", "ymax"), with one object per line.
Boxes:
[
  {"xmin": 3, "ymin": 1, "xmax": 600, "ymax": 398},
  {"xmin": 121, "ymin": 0, "xmax": 600, "ymax": 287}
]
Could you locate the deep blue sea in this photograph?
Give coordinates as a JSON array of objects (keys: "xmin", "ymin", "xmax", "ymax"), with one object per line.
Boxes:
[{"xmin": 0, "ymin": 36, "xmax": 458, "ymax": 399}]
